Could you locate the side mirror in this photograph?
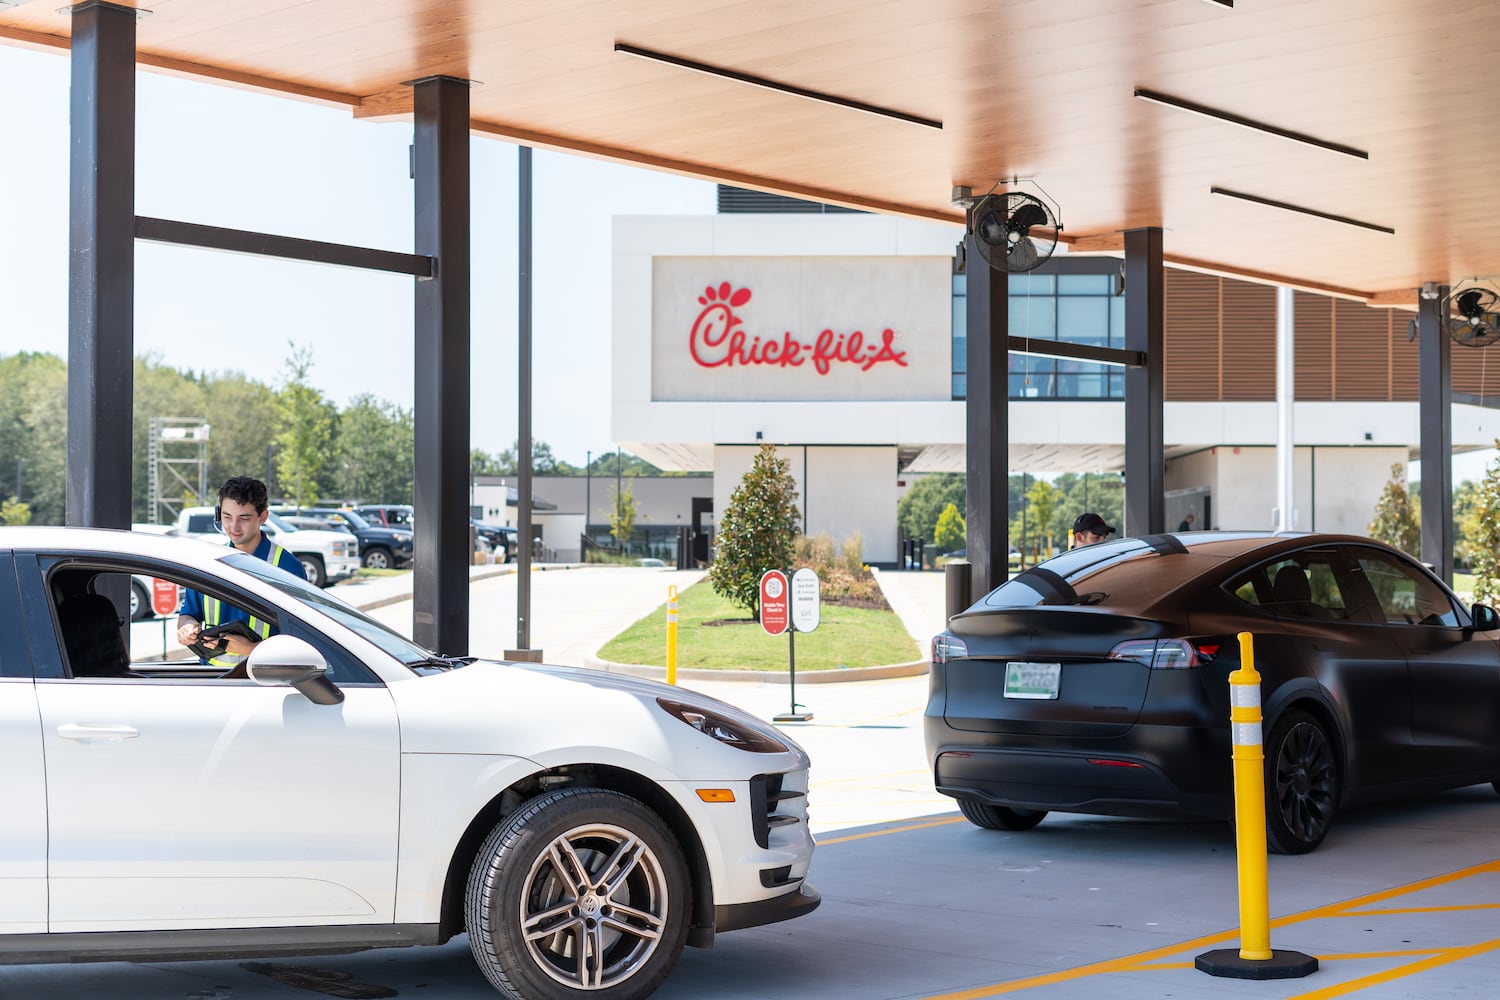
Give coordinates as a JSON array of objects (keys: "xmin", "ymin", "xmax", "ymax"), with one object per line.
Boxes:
[
  {"xmin": 1473, "ymin": 604, "xmax": 1499, "ymax": 632},
  {"xmin": 245, "ymin": 634, "xmax": 344, "ymax": 705}
]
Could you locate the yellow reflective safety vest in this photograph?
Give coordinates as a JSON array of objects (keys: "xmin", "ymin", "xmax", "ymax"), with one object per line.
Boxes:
[{"xmin": 202, "ymin": 543, "xmax": 282, "ymax": 667}]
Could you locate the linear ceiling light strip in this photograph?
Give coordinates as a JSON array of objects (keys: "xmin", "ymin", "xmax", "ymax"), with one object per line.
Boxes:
[
  {"xmin": 615, "ymin": 42, "xmax": 942, "ymax": 130},
  {"xmin": 1210, "ymin": 187, "xmax": 1394, "ymax": 235},
  {"xmin": 1134, "ymin": 88, "xmax": 1367, "ymax": 159}
]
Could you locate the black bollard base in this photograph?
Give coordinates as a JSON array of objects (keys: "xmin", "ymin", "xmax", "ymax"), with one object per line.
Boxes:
[
  {"xmin": 1195, "ymin": 948, "xmax": 1318, "ymax": 980},
  {"xmin": 773, "ymin": 712, "xmax": 813, "ymax": 722}
]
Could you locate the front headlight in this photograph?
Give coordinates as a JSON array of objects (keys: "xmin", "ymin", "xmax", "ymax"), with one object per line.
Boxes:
[{"xmin": 657, "ymin": 698, "xmax": 789, "ymax": 753}]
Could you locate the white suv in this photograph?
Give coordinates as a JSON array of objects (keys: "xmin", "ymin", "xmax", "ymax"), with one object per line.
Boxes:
[{"xmin": 171, "ymin": 506, "xmax": 360, "ymax": 588}]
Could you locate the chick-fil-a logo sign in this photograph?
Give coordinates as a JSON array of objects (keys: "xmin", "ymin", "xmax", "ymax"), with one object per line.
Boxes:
[{"xmin": 689, "ymin": 282, "xmax": 908, "ymax": 375}]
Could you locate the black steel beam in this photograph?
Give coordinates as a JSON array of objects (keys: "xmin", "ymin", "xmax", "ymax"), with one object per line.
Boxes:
[
  {"xmin": 135, "ymin": 217, "xmax": 433, "ymax": 277},
  {"xmin": 1007, "ymin": 338, "xmax": 1143, "ymax": 368},
  {"xmin": 66, "ymin": 1, "xmax": 136, "ymax": 531},
  {"xmin": 1123, "ymin": 228, "xmax": 1165, "ymax": 536},
  {"xmin": 1418, "ymin": 286, "xmax": 1452, "ymax": 584},
  {"xmin": 516, "ymin": 145, "xmax": 534, "ymax": 650},
  {"xmin": 411, "ymin": 76, "xmax": 471, "ymax": 654},
  {"xmin": 964, "ymin": 238, "xmax": 1008, "ymax": 598}
]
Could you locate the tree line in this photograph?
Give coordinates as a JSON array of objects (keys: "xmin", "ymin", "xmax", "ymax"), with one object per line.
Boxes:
[{"xmin": 0, "ymin": 347, "xmax": 672, "ymax": 526}]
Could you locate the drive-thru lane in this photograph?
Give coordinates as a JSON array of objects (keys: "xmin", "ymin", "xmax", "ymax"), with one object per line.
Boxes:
[{"xmin": 37, "ymin": 568, "xmax": 1500, "ymax": 999}]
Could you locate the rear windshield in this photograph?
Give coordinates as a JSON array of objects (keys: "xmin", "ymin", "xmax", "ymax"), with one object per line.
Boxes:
[{"xmin": 981, "ymin": 533, "xmax": 1253, "ymax": 609}]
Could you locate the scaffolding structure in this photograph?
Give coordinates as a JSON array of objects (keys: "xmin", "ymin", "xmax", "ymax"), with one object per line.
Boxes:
[{"xmin": 148, "ymin": 417, "xmax": 210, "ymax": 525}]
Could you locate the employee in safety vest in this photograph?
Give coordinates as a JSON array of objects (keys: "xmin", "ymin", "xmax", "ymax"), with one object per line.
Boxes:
[{"xmin": 177, "ymin": 476, "xmax": 306, "ymax": 670}]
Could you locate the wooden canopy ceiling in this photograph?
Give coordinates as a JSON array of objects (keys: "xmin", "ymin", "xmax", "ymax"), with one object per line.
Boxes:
[{"xmin": 5, "ymin": 0, "xmax": 1496, "ymax": 305}]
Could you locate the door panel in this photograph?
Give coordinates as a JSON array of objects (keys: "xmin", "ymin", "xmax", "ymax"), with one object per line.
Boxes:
[
  {"xmin": 0, "ymin": 554, "xmax": 46, "ymax": 934},
  {"xmin": 37, "ymin": 680, "xmax": 400, "ymax": 932}
]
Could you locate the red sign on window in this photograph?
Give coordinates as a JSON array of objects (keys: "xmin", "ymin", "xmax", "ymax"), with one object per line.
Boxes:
[
  {"xmin": 151, "ymin": 578, "xmax": 179, "ymax": 617},
  {"xmin": 759, "ymin": 570, "xmax": 789, "ymax": 636}
]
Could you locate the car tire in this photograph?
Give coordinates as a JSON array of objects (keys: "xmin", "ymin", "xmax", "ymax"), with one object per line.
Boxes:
[
  {"xmin": 465, "ymin": 787, "xmax": 691, "ymax": 1000},
  {"xmin": 299, "ymin": 554, "xmax": 327, "ymax": 588},
  {"xmin": 957, "ymin": 799, "xmax": 1047, "ymax": 831},
  {"xmin": 1265, "ymin": 708, "xmax": 1339, "ymax": 855},
  {"xmin": 130, "ymin": 579, "xmax": 152, "ymax": 621},
  {"xmin": 362, "ymin": 546, "xmax": 393, "ymax": 570}
]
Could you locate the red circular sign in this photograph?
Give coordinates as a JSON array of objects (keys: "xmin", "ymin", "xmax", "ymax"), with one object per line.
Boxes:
[
  {"xmin": 151, "ymin": 578, "xmax": 180, "ymax": 617},
  {"xmin": 759, "ymin": 570, "xmax": 789, "ymax": 636}
]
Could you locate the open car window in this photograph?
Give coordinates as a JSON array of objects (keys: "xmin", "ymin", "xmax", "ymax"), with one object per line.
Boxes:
[{"xmin": 40, "ymin": 558, "xmax": 378, "ymax": 685}]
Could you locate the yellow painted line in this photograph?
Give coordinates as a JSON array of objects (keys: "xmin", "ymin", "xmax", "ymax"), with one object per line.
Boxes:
[
  {"xmin": 1349, "ymin": 902, "xmax": 1500, "ymax": 916},
  {"xmin": 919, "ymin": 857, "xmax": 1500, "ymax": 998},
  {"xmin": 1288, "ymin": 936, "xmax": 1500, "ymax": 1000},
  {"xmin": 817, "ymin": 816, "xmax": 966, "ymax": 845}
]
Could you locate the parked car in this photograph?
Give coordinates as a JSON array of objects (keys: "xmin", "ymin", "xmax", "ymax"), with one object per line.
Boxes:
[
  {"xmin": 926, "ymin": 530, "xmax": 1500, "ymax": 854},
  {"xmin": 128, "ymin": 573, "xmax": 178, "ymax": 621},
  {"xmin": 0, "ymin": 526, "xmax": 819, "ymax": 997},
  {"xmin": 471, "ymin": 519, "xmax": 517, "ymax": 562},
  {"xmin": 169, "ymin": 506, "xmax": 360, "ymax": 588},
  {"xmin": 352, "ymin": 503, "xmax": 414, "ymax": 529},
  {"xmin": 275, "ymin": 507, "xmax": 415, "ymax": 570}
]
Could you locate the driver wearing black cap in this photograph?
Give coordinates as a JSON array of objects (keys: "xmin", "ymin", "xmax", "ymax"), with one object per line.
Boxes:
[{"xmin": 1072, "ymin": 512, "xmax": 1116, "ymax": 547}]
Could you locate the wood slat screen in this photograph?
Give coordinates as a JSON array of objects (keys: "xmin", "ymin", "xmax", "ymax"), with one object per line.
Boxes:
[
  {"xmin": 1219, "ymin": 278, "xmax": 1277, "ymax": 401},
  {"xmin": 1293, "ymin": 291, "xmax": 1333, "ymax": 401},
  {"xmin": 1332, "ymin": 300, "xmax": 1394, "ymax": 400},
  {"xmin": 1163, "ymin": 269, "xmax": 1222, "ymax": 401}
]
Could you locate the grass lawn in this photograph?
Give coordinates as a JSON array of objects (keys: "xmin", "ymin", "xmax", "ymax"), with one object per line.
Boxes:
[{"xmin": 598, "ymin": 580, "xmax": 922, "ymax": 671}]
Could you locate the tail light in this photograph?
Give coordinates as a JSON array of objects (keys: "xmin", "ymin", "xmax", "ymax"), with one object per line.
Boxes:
[
  {"xmin": 1108, "ymin": 638, "xmax": 1200, "ymax": 669},
  {"xmin": 932, "ymin": 634, "xmax": 968, "ymax": 664}
]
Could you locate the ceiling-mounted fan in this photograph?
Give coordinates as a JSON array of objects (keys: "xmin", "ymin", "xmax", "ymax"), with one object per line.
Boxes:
[
  {"xmin": 967, "ymin": 189, "xmax": 1062, "ymax": 274},
  {"xmin": 1446, "ymin": 280, "xmax": 1500, "ymax": 349}
]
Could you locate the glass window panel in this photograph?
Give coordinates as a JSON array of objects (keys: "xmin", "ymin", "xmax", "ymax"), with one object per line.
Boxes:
[
  {"xmin": 953, "ymin": 334, "xmax": 966, "ymax": 374},
  {"xmin": 952, "ymin": 373, "xmax": 966, "ymax": 399},
  {"xmin": 1058, "ymin": 297, "xmax": 1109, "ymax": 344},
  {"xmin": 1110, "ymin": 296, "xmax": 1125, "ymax": 346},
  {"xmin": 1009, "ymin": 297, "xmax": 1057, "ymax": 339},
  {"xmin": 1057, "ymin": 362, "xmax": 1110, "ymax": 398},
  {"xmin": 1009, "ymin": 274, "xmax": 1055, "ymax": 296},
  {"xmin": 1058, "ymin": 274, "xmax": 1111, "ymax": 295}
]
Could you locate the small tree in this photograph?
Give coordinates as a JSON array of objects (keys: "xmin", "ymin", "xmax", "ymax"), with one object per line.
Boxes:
[
  {"xmin": 274, "ymin": 343, "xmax": 335, "ymax": 509},
  {"xmin": 609, "ymin": 482, "xmax": 637, "ymax": 551},
  {"xmin": 710, "ymin": 444, "xmax": 800, "ymax": 618},
  {"xmin": 0, "ymin": 496, "xmax": 31, "ymax": 525},
  {"xmin": 1367, "ymin": 463, "xmax": 1420, "ymax": 556},
  {"xmin": 1470, "ymin": 450, "xmax": 1500, "ymax": 605},
  {"xmin": 1026, "ymin": 479, "xmax": 1061, "ymax": 558},
  {"xmin": 934, "ymin": 502, "xmax": 966, "ymax": 553}
]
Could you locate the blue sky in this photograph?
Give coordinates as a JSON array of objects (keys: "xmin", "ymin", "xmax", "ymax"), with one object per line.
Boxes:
[{"xmin": 0, "ymin": 42, "xmax": 714, "ymax": 467}]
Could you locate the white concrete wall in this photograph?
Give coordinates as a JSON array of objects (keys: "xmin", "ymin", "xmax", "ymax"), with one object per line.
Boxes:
[
  {"xmin": 713, "ymin": 444, "xmax": 898, "ymax": 563},
  {"xmin": 1167, "ymin": 445, "xmax": 1406, "ymax": 533}
]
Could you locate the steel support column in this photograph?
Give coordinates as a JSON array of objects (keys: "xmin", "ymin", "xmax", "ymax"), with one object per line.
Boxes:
[
  {"xmin": 963, "ymin": 236, "xmax": 1008, "ymax": 597},
  {"xmin": 1123, "ymin": 228, "xmax": 1165, "ymax": 536},
  {"xmin": 412, "ymin": 76, "xmax": 471, "ymax": 654},
  {"xmin": 66, "ymin": 1, "xmax": 136, "ymax": 530},
  {"xmin": 1418, "ymin": 285, "xmax": 1452, "ymax": 584}
]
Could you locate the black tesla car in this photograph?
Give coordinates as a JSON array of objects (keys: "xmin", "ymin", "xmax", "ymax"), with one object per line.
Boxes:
[{"xmin": 925, "ymin": 531, "xmax": 1500, "ymax": 854}]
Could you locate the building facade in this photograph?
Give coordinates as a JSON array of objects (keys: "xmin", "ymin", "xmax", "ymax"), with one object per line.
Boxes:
[{"xmin": 609, "ymin": 204, "xmax": 1500, "ymax": 564}]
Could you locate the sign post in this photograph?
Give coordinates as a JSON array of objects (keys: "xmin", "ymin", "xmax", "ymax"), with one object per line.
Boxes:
[{"xmin": 766, "ymin": 568, "xmax": 818, "ymax": 723}]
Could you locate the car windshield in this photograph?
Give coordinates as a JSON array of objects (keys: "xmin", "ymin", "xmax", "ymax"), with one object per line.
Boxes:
[
  {"xmin": 338, "ymin": 510, "xmax": 372, "ymax": 530},
  {"xmin": 226, "ymin": 551, "xmax": 434, "ymax": 667},
  {"xmin": 982, "ymin": 531, "xmax": 1261, "ymax": 609}
]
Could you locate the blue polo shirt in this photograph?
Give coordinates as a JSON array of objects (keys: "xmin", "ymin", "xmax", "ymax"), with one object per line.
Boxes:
[{"xmin": 179, "ymin": 532, "xmax": 307, "ymax": 625}]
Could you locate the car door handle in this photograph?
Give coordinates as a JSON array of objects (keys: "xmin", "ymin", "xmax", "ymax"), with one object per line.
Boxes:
[{"xmin": 56, "ymin": 723, "xmax": 141, "ymax": 744}]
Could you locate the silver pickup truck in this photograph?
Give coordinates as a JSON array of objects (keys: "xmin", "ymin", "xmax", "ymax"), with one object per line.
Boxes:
[{"xmin": 168, "ymin": 506, "xmax": 361, "ymax": 588}]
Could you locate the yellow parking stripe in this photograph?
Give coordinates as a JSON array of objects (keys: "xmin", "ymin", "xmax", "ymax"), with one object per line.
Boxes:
[
  {"xmin": 817, "ymin": 817, "xmax": 965, "ymax": 845},
  {"xmin": 917, "ymin": 856, "xmax": 1500, "ymax": 998}
]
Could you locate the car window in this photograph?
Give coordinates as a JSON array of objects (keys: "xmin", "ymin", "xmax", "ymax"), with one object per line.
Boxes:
[
  {"xmin": 982, "ymin": 537, "xmax": 1211, "ymax": 609},
  {"xmin": 41, "ymin": 560, "xmax": 377, "ymax": 685},
  {"xmin": 1228, "ymin": 548, "xmax": 1349, "ymax": 621},
  {"xmin": 1350, "ymin": 547, "xmax": 1460, "ymax": 627}
]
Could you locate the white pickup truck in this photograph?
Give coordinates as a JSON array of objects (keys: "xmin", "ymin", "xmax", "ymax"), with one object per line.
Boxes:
[{"xmin": 168, "ymin": 506, "xmax": 361, "ymax": 588}]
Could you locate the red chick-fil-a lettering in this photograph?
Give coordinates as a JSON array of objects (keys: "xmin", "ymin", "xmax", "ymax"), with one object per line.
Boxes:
[{"xmin": 688, "ymin": 283, "xmax": 908, "ymax": 374}]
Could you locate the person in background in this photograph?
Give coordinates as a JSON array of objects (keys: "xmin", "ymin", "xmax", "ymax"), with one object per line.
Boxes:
[
  {"xmin": 177, "ymin": 475, "xmax": 306, "ymax": 670},
  {"xmin": 1072, "ymin": 512, "xmax": 1116, "ymax": 547},
  {"xmin": 1177, "ymin": 512, "xmax": 1195, "ymax": 532}
]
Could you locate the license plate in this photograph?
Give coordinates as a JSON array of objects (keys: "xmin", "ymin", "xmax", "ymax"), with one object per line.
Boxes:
[{"xmin": 1004, "ymin": 661, "xmax": 1061, "ymax": 700}]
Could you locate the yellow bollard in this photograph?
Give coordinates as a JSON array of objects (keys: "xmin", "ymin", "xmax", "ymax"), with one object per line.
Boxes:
[
  {"xmin": 1229, "ymin": 630, "xmax": 1272, "ymax": 961},
  {"xmin": 666, "ymin": 585, "xmax": 678, "ymax": 686},
  {"xmin": 1196, "ymin": 631, "xmax": 1317, "ymax": 979}
]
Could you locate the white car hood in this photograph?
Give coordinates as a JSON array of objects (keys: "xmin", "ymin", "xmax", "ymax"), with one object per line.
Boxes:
[{"xmin": 388, "ymin": 658, "xmax": 808, "ymax": 778}]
